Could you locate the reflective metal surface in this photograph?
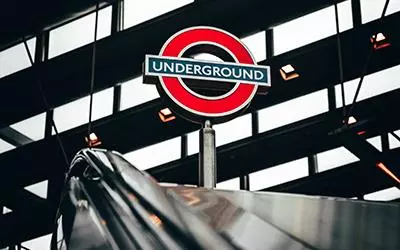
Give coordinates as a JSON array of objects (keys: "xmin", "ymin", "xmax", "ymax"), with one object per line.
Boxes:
[
  {"xmin": 171, "ymin": 187, "xmax": 400, "ymax": 250},
  {"xmin": 53, "ymin": 148, "xmax": 400, "ymax": 250}
]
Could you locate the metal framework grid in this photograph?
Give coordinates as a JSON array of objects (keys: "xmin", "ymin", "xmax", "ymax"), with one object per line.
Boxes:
[{"xmin": 0, "ymin": 0, "xmax": 399, "ymax": 247}]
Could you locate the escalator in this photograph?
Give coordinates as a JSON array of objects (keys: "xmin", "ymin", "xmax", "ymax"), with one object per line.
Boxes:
[{"xmin": 51, "ymin": 148, "xmax": 400, "ymax": 250}]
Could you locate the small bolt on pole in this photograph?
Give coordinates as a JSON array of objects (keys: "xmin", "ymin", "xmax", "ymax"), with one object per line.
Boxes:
[{"xmin": 199, "ymin": 120, "xmax": 217, "ymax": 188}]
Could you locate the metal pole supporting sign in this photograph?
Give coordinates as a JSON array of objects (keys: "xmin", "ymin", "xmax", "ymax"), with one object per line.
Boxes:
[
  {"xmin": 143, "ymin": 26, "xmax": 271, "ymax": 188},
  {"xmin": 199, "ymin": 120, "xmax": 217, "ymax": 188}
]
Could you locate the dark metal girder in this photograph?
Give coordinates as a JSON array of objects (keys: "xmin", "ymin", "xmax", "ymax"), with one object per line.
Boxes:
[
  {"xmin": 340, "ymin": 131, "xmax": 400, "ymax": 186},
  {"xmin": 264, "ymin": 148, "xmax": 400, "ymax": 198},
  {"xmin": 147, "ymin": 88, "xmax": 400, "ymax": 185},
  {"xmin": 0, "ymin": 80, "xmax": 399, "ymax": 199},
  {"xmin": 0, "ymin": 0, "xmax": 391, "ymax": 130},
  {"xmin": 0, "ymin": 0, "xmax": 114, "ymax": 51},
  {"xmin": 0, "ymin": 208, "xmax": 53, "ymax": 248},
  {"xmin": 0, "ymin": 127, "xmax": 33, "ymax": 147},
  {"xmin": 0, "ymin": 188, "xmax": 48, "ymax": 213}
]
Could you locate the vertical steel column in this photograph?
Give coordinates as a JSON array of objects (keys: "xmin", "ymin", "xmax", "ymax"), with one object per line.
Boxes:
[
  {"xmin": 308, "ymin": 154, "xmax": 319, "ymax": 175},
  {"xmin": 199, "ymin": 120, "xmax": 216, "ymax": 188},
  {"xmin": 34, "ymin": 32, "xmax": 59, "ymax": 204},
  {"xmin": 381, "ymin": 133, "xmax": 390, "ymax": 152},
  {"xmin": 351, "ymin": 0, "xmax": 362, "ymax": 27},
  {"xmin": 327, "ymin": 87, "xmax": 337, "ymax": 111},
  {"xmin": 240, "ymin": 175, "xmax": 250, "ymax": 190},
  {"xmin": 112, "ymin": 0, "xmax": 124, "ymax": 113},
  {"xmin": 181, "ymin": 134, "xmax": 188, "ymax": 158},
  {"xmin": 35, "ymin": 32, "xmax": 52, "ymax": 139},
  {"xmin": 44, "ymin": 109, "xmax": 54, "ymax": 138},
  {"xmin": 266, "ymin": 29, "xmax": 274, "ymax": 58},
  {"xmin": 240, "ymin": 29, "xmax": 274, "ymax": 190}
]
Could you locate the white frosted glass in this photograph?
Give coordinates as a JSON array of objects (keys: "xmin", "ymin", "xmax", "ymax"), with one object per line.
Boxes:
[
  {"xmin": 274, "ymin": 1, "xmax": 352, "ymax": 55},
  {"xmin": 259, "ymin": 89, "xmax": 329, "ymax": 133},
  {"xmin": 317, "ymin": 146, "xmax": 359, "ymax": 172},
  {"xmin": 10, "ymin": 113, "xmax": 46, "ymax": 141},
  {"xmin": 22, "ymin": 234, "xmax": 52, "ymax": 250},
  {"xmin": 242, "ymin": 31, "xmax": 266, "ymax": 62},
  {"xmin": 361, "ymin": 0, "xmax": 400, "ymax": 23},
  {"xmin": 367, "ymin": 136, "xmax": 382, "ymax": 151},
  {"xmin": 335, "ymin": 65, "xmax": 400, "ymax": 107},
  {"xmin": 0, "ymin": 139, "xmax": 15, "ymax": 154},
  {"xmin": 216, "ymin": 177, "xmax": 240, "ymax": 190},
  {"xmin": 24, "ymin": 180, "xmax": 48, "ymax": 199},
  {"xmin": 389, "ymin": 130, "xmax": 400, "ymax": 149},
  {"xmin": 49, "ymin": 6, "xmax": 112, "ymax": 58},
  {"xmin": 120, "ymin": 76, "xmax": 159, "ymax": 110},
  {"xmin": 124, "ymin": 136, "xmax": 181, "ymax": 170},
  {"xmin": 250, "ymin": 158, "xmax": 308, "ymax": 191},
  {"xmin": 53, "ymin": 88, "xmax": 113, "ymax": 133},
  {"xmin": 364, "ymin": 187, "xmax": 400, "ymax": 201},
  {"xmin": 0, "ymin": 38, "xmax": 36, "ymax": 78},
  {"xmin": 187, "ymin": 114, "xmax": 252, "ymax": 155},
  {"xmin": 124, "ymin": 0, "xmax": 193, "ymax": 29}
]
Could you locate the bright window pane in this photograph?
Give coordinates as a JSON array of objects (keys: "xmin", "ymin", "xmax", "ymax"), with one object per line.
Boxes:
[
  {"xmin": 120, "ymin": 76, "xmax": 159, "ymax": 110},
  {"xmin": 215, "ymin": 114, "xmax": 252, "ymax": 147},
  {"xmin": 389, "ymin": 130, "xmax": 400, "ymax": 149},
  {"xmin": 10, "ymin": 112, "xmax": 46, "ymax": 141},
  {"xmin": 49, "ymin": 6, "xmax": 112, "ymax": 58},
  {"xmin": 24, "ymin": 180, "xmax": 48, "ymax": 199},
  {"xmin": 274, "ymin": 1, "xmax": 352, "ymax": 55},
  {"xmin": 367, "ymin": 135, "xmax": 382, "ymax": 151},
  {"xmin": 241, "ymin": 31, "xmax": 266, "ymax": 62},
  {"xmin": 0, "ymin": 38, "xmax": 36, "ymax": 78},
  {"xmin": 335, "ymin": 65, "xmax": 400, "ymax": 107},
  {"xmin": 124, "ymin": 136, "xmax": 181, "ymax": 170},
  {"xmin": 361, "ymin": 0, "xmax": 400, "ymax": 23},
  {"xmin": 0, "ymin": 139, "xmax": 15, "ymax": 154},
  {"xmin": 249, "ymin": 158, "xmax": 308, "ymax": 191},
  {"xmin": 2, "ymin": 206, "xmax": 12, "ymax": 214},
  {"xmin": 216, "ymin": 177, "xmax": 240, "ymax": 190},
  {"xmin": 259, "ymin": 89, "xmax": 329, "ymax": 133},
  {"xmin": 124, "ymin": 0, "xmax": 193, "ymax": 29},
  {"xmin": 364, "ymin": 187, "xmax": 400, "ymax": 201},
  {"xmin": 22, "ymin": 233, "xmax": 52, "ymax": 250},
  {"xmin": 187, "ymin": 114, "xmax": 252, "ymax": 155},
  {"xmin": 317, "ymin": 146, "xmax": 359, "ymax": 172},
  {"xmin": 187, "ymin": 130, "xmax": 199, "ymax": 156},
  {"xmin": 53, "ymin": 88, "xmax": 113, "ymax": 133}
]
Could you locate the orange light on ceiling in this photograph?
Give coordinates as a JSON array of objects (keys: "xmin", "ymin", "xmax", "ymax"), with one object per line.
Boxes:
[
  {"xmin": 85, "ymin": 132, "xmax": 102, "ymax": 147},
  {"xmin": 376, "ymin": 162, "xmax": 400, "ymax": 184},
  {"xmin": 343, "ymin": 116, "xmax": 357, "ymax": 125},
  {"xmin": 370, "ymin": 33, "xmax": 391, "ymax": 50},
  {"xmin": 158, "ymin": 108, "xmax": 176, "ymax": 123},
  {"xmin": 279, "ymin": 64, "xmax": 299, "ymax": 81},
  {"xmin": 348, "ymin": 116, "xmax": 357, "ymax": 124}
]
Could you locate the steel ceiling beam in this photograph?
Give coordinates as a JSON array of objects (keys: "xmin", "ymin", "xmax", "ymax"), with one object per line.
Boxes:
[
  {"xmin": 0, "ymin": 14, "xmax": 400, "ymax": 201},
  {"xmin": 0, "ymin": 0, "xmax": 115, "ymax": 51},
  {"xmin": 265, "ymin": 148, "xmax": 400, "ymax": 198},
  {"xmin": 340, "ymin": 131, "xmax": 400, "ymax": 186},
  {"xmin": 0, "ymin": 0, "xmax": 384, "ymax": 130},
  {"xmin": 0, "ymin": 127, "xmax": 33, "ymax": 147},
  {"xmin": 149, "ymin": 87, "xmax": 400, "ymax": 184}
]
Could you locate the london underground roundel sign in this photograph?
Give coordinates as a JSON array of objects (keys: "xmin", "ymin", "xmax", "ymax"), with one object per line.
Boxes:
[{"xmin": 144, "ymin": 26, "xmax": 271, "ymax": 124}]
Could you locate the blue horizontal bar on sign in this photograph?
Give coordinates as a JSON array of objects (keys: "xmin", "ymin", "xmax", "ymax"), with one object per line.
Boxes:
[{"xmin": 144, "ymin": 55, "xmax": 271, "ymax": 86}]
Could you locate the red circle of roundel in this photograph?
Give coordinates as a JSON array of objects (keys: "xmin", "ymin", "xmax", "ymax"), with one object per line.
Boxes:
[{"xmin": 158, "ymin": 27, "xmax": 258, "ymax": 117}]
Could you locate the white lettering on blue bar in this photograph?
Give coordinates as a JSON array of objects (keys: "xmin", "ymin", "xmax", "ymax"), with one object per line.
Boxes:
[{"xmin": 145, "ymin": 55, "xmax": 271, "ymax": 86}]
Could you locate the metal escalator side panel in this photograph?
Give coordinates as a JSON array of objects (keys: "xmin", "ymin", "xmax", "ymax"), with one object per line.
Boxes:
[
  {"xmin": 53, "ymin": 177, "xmax": 119, "ymax": 250},
  {"xmin": 216, "ymin": 190, "xmax": 400, "ymax": 250},
  {"xmin": 78, "ymin": 149, "xmax": 236, "ymax": 249},
  {"xmin": 169, "ymin": 187, "xmax": 313, "ymax": 250}
]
